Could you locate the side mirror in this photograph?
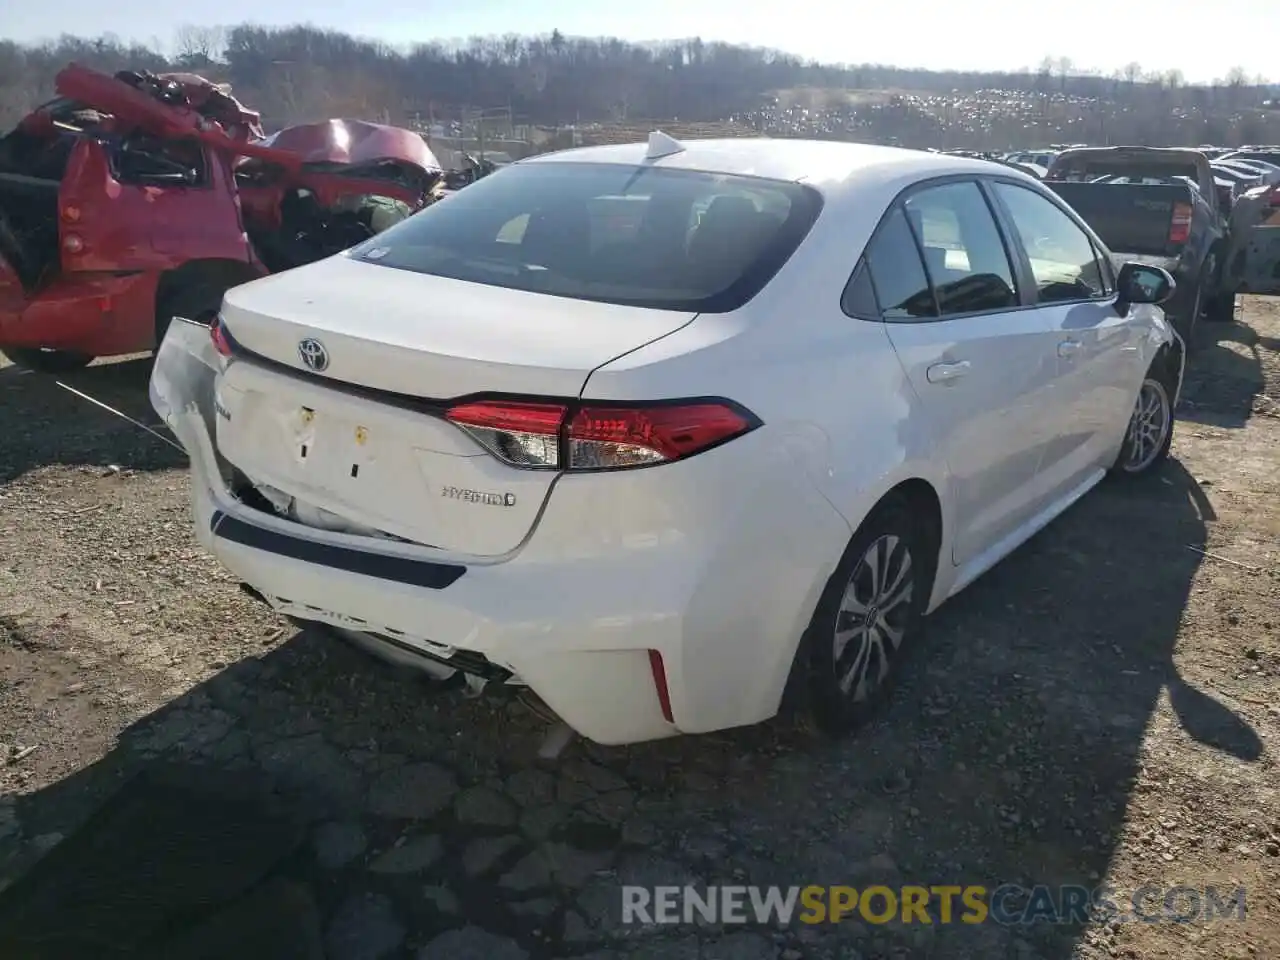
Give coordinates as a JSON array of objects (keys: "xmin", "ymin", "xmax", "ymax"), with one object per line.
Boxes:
[{"xmin": 1115, "ymin": 261, "xmax": 1175, "ymax": 314}]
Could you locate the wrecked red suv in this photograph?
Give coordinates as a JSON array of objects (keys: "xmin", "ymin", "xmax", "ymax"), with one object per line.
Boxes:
[{"xmin": 0, "ymin": 64, "xmax": 441, "ymax": 373}]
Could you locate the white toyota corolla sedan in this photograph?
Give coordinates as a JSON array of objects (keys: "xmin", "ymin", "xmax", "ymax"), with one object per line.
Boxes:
[{"xmin": 151, "ymin": 135, "xmax": 1181, "ymax": 746}]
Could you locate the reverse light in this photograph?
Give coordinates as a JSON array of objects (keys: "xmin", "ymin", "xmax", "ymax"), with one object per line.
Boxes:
[
  {"xmin": 210, "ymin": 315, "xmax": 234, "ymax": 358},
  {"xmin": 62, "ymin": 234, "xmax": 85, "ymax": 254},
  {"xmin": 443, "ymin": 398, "xmax": 759, "ymax": 471},
  {"xmin": 1168, "ymin": 202, "xmax": 1192, "ymax": 245}
]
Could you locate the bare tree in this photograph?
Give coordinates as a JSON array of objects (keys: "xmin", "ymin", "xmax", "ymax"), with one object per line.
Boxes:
[
  {"xmin": 1055, "ymin": 56, "xmax": 1073, "ymax": 93},
  {"xmin": 174, "ymin": 25, "xmax": 225, "ymax": 67}
]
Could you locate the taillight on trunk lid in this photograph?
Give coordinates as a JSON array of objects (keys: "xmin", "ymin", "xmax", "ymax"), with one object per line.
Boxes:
[
  {"xmin": 444, "ymin": 399, "xmax": 760, "ymax": 471},
  {"xmin": 1169, "ymin": 202, "xmax": 1192, "ymax": 245}
]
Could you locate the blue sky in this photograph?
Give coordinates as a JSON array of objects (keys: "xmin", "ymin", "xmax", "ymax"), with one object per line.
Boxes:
[{"xmin": 2, "ymin": 0, "xmax": 1275, "ymax": 85}]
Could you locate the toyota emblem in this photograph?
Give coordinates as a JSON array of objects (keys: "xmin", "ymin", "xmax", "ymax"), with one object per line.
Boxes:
[{"xmin": 298, "ymin": 338, "xmax": 329, "ymax": 372}]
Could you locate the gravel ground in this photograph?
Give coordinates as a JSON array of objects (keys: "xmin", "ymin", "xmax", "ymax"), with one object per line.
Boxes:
[{"xmin": 1, "ymin": 300, "xmax": 1278, "ymax": 960}]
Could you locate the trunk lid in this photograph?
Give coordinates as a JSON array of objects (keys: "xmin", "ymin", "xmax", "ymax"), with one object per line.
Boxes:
[
  {"xmin": 218, "ymin": 254, "xmax": 697, "ymax": 398},
  {"xmin": 213, "ymin": 254, "xmax": 698, "ymax": 557}
]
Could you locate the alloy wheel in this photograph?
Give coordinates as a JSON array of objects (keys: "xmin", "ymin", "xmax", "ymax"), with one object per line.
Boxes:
[
  {"xmin": 832, "ymin": 534, "xmax": 915, "ymax": 702},
  {"xmin": 1123, "ymin": 378, "xmax": 1171, "ymax": 473}
]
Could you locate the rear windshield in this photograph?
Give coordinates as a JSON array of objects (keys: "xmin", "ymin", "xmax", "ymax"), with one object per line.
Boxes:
[{"xmin": 347, "ymin": 161, "xmax": 822, "ymax": 312}]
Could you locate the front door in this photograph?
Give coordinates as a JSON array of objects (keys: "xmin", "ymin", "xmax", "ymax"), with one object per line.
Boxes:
[
  {"xmin": 986, "ymin": 179, "xmax": 1144, "ymax": 496},
  {"xmin": 869, "ymin": 180, "xmax": 1062, "ymax": 568}
]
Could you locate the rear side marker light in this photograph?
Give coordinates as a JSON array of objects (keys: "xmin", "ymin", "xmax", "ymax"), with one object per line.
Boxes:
[
  {"xmin": 444, "ymin": 398, "xmax": 759, "ymax": 471},
  {"xmin": 210, "ymin": 316, "xmax": 234, "ymax": 357},
  {"xmin": 648, "ymin": 650, "xmax": 674, "ymax": 723}
]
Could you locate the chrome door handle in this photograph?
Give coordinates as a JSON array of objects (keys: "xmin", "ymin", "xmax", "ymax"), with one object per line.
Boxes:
[
  {"xmin": 1057, "ymin": 339, "xmax": 1082, "ymax": 358},
  {"xmin": 926, "ymin": 360, "xmax": 971, "ymax": 384}
]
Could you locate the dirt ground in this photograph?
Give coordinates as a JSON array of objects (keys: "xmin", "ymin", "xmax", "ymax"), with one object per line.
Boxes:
[{"xmin": 0, "ymin": 300, "xmax": 1278, "ymax": 960}]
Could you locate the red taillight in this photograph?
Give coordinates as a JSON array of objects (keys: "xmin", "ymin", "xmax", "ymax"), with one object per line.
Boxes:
[
  {"xmin": 1169, "ymin": 202, "xmax": 1192, "ymax": 245},
  {"xmin": 210, "ymin": 316, "xmax": 234, "ymax": 358},
  {"xmin": 648, "ymin": 650, "xmax": 674, "ymax": 723},
  {"xmin": 443, "ymin": 398, "xmax": 757, "ymax": 471}
]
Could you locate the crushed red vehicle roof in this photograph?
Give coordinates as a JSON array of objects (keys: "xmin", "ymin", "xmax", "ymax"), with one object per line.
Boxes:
[
  {"xmin": 45, "ymin": 63, "xmax": 439, "ymax": 174},
  {"xmin": 256, "ymin": 120, "xmax": 441, "ymax": 172}
]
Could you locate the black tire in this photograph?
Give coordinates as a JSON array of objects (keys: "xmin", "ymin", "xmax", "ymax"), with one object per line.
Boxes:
[
  {"xmin": 1202, "ymin": 289, "xmax": 1236, "ymax": 324},
  {"xmin": 1110, "ymin": 360, "xmax": 1176, "ymax": 477},
  {"xmin": 802, "ymin": 494, "xmax": 932, "ymax": 736},
  {"xmin": 154, "ymin": 278, "xmax": 232, "ymax": 348},
  {"xmin": 1174, "ymin": 278, "xmax": 1203, "ymax": 345},
  {"xmin": 0, "ymin": 347, "xmax": 94, "ymax": 374}
]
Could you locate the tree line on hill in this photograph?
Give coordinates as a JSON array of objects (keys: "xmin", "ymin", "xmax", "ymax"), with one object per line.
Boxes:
[{"xmin": 0, "ymin": 26, "xmax": 1275, "ymax": 145}]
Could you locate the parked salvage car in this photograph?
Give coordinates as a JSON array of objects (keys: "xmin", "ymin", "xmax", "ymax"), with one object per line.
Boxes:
[
  {"xmin": 154, "ymin": 134, "xmax": 1186, "ymax": 746},
  {"xmin": 1044, "ymin": 146, "xmax": 1280, "ymax": 334},
  {"xmin": 0, "ymin": 64, "xmax": 441, "ymax": 373}
]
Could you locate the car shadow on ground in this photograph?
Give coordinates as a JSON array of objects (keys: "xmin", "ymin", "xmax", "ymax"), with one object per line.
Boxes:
[
  {"xmin": 0, "ymin": 453, "xmax": 1260, "ymax": 960},
  {"xmin": 0, "ymin": 357, "xmax": 180, "ymax": 485},
  {"xmin": 1178, "ymin": 316, "xmax": 1275, "ymax": 429}
]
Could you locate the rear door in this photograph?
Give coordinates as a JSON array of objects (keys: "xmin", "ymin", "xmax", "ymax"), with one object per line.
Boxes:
[
  {"xmin": 872, "ymin": 179, "xmax": 1061, "ymax": 568},
  {"xmin": 987, "ymin": 178, "xmax": 1141, "ymax": 494}
]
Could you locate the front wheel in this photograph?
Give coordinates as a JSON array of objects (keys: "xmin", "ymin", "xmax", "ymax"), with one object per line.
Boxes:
[
  {"xmin": 1110, "ymin": 368, "xmax": 1175, "ymax": 476},
  {"xmin": 0, "ymin": 347, "xmax": 94, "ymax": 374},
  {"xmin": 802, "ymin": 495, "xmax": 931, "ymax": 736}
]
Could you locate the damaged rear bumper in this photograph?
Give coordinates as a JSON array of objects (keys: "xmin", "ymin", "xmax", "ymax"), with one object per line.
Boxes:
[{"xmin": 149, "ymin": 320, "xmax": 682, "ymax": 745}]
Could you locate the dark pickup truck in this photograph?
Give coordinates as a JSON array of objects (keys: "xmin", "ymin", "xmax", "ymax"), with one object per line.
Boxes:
[{"xmin": 1044, "ymin": 146, "xmax": 1280, "ymax": 340}]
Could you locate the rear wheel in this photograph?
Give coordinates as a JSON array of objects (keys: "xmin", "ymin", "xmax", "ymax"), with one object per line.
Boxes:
[
  {"xmin": 154, "ymin": 274, "xmax": 241, "ymax": 348},
  {"xmin": 1203, "ymin": 289, "xmax": 1236, "ymax": 324},
  {"xmin": 0, "ymin": 347, "xmax": 94, "ymax": 374},
  {"xmin": 802, "ymin": 495, "xmax": 931, "ymax": 736}
]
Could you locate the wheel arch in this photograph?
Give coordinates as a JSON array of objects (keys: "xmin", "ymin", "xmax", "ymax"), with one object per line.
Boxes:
[
  {"xmin": 154, "ymin": 258, "xmax": 265, "ymax": 343},
  {"xmin": 887, "ymin": 477, "xmax": 944, "ymax": 604},
  {"xmin": 777, "ymin": 474, "xmax": 947, "ymax": 716},
  {"xmin": 1154, "ymin": 335, "xmax": 1186, "ymax": 406}
]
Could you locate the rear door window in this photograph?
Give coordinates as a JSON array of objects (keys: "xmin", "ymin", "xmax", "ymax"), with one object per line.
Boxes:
[
  {"xmin": 852, "ymin": 206, "xmax": 936, "ymax": 320},
  {"xmin": 349, "ymin": 162, "xmax": 822, "ymax": 313}
]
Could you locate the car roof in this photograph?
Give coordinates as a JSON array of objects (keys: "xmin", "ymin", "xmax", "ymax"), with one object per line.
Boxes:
[{"xmin": 519, "ymin": 137, "xmax": 1026, "ymax": 194}]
